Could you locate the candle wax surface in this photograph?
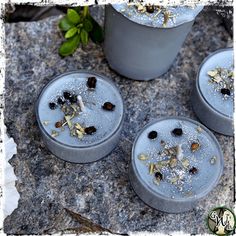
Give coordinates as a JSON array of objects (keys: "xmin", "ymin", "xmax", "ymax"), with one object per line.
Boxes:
[
  {"xmin": 198, "ymin": 49, "xmax": 233, "ymax": 118},
  {"xmin": 37, "ymin": 72, "xmax": 123, "ymax": 147},
  {"xmin": 112, "ymin": 3, "xmax": 203, "ymax": 28},
  {"xmin": 133, "ymin": 117, "xmax": 223, "ymax": 200}
]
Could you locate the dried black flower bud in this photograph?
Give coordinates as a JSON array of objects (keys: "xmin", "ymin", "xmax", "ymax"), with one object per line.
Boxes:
[
  {"xmin": 172, "ymin": 128, "xmax": 183, "ymax": 136},
  {"xmin": 189, "ymin": 167, "xmax": 198, "ymax": 175},
  {"xmin": 155, "ymin": 172, "xmax": 163, "ymax": 181},
  {"xmin": 69, "ymin": 94, "xmax": 77, "ymax": 104},
  {"xmin": 84, "ymin": 126, "xmax": 97, "ymax": 135},
  {"xmin": 87, "ymin": 77, "xmax": 97, "ymax": 89},
  {"xmin": 102, "ymin": 102, "xmax": 115, "ymax": 111},
  {"xmin": 148, "ymin": 131, "xmax": 158, "ymax": 140},
  {"xmin": 57, "ymin": 97, "xmax": 65, "ymax": 105},
  {"xmin": 49, "ymin": 102, "xmax": 57, "ymax": 110},
  {"xmin": 63, "ymin": 91, "xmax": 72, "ymax": 100},
  {"xmin": 221, "ymin": 88, "xmax": 231, "ymax": 96},
  {"xmin": 146, "ymin": 5, "xmax": 155, "ymax": 13}
]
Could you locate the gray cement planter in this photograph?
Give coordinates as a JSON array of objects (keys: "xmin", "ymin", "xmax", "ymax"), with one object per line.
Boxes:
[{"xmin": 104, "ymin": 5, "xmax": 203, "ymax": 80}]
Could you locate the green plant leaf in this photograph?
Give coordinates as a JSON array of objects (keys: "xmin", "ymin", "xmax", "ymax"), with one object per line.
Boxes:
[
  {"xmin": 83, "ymin": 19, "xmax": 93, "ymax": 32},
  {"xmin": 88, "ymin": 16, "xmax": 104, "ymax": 43},
  {"xmin": 65, "ymin": 27, "xmax": 78, "ymax": 39},
  {"xmin": 77, "ymin": 28, "xmax": 81, "ymax": 34},
  {"xmin": 67, "ymin": 9, "xmax": 81, "ymax": 24},
  {"xmin": 74, "ymin": 6, "xmax": 81, "ymax": 13},
  {"xmin": 81, "ymin": 29, "xmax": 88, "ymax": 45},
  {"xmin": 59, "ymin": 16, "xmax": 75, "ymax": 31},
  {"xmin": 59, "ymin": 34, "xmax": 80, "ymax": 57}
]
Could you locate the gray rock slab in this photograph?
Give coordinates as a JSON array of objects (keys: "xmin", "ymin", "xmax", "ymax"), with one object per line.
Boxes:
[{"xmin": 4, "ymin": 7, "xmax": 234, "ymax": 234}]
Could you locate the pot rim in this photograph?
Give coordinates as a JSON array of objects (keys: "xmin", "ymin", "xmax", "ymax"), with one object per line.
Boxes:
[
  {"xmin": 35, "ymin": 70, "xmax": 125, "ymax": 149},
  {"xmin": 109, "ymin": 4, "xmax": 204, "ymax": 29},
  {"xmin": 131, "ymin": 116, "xmax": 224, "ymax": 203}
]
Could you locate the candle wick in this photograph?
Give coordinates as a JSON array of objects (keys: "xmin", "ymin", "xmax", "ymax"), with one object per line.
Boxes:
[{"xmin": 77, "ymin": 95, "xmax": 85, "ymax": 112}]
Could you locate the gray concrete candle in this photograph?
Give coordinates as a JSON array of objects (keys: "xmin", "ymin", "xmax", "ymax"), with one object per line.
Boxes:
[
  {"xmin": 129, "ymin": 117, "xmax": 223, "ymax": 213},
  {"xmin": 104, "ymin": 4, "xmax": 203, "ymax": 80},
  {"xmin": 191, "ymin": 48, "xmax": 233, "ymax": 136},
  {"xmin": 36, "ymin": 71, "xmax": 124, "ymax": 163}
]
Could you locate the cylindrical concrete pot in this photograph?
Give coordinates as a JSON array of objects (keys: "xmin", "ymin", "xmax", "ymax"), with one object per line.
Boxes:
[
  {"xmin": 104, "ymin": 5, "xmax": 203, "ymax": 80},
  {"xmin": 191, "ymin": 48, "xmax": 233, "ymax": 136},
  {"xmin": 35, "ymin": 70, "xmax": 124, "ymax": 163},
  {"xmin": 129, "ymin": 116, "xmax": 224, "ymax": 213}
]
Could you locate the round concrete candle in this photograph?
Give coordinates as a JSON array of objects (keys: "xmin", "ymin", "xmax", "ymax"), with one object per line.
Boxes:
[
  {"xmin": 35, "ymin": 71, "xmax": 124, "ymax": 163},
  {"xmin": 104, "ymin": 4, "xmax": 203, "ymax": 80},
  {"xmin": 129, "ymin": 117, "xmax": 223, "ymax": 213},
  {"xmin": 191, "ymin": 48, "xmax": 233, "ymax": 136}
]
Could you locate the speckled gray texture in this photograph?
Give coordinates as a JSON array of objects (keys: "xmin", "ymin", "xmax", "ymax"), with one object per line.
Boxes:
[{"xmin": 4, "ymin": 6, "xmax": 234, "ymax": 235}]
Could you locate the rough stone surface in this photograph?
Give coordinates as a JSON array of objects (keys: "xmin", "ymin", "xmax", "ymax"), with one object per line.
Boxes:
[{"xmin": 4, "ymin": 6, "xmax": 234, "ymax": 235}]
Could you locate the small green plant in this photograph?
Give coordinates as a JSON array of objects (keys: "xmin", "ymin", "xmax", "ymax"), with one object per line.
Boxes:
[{"xmin": 58, "ymin": 6, "xmax": 103, "ymax": 57}]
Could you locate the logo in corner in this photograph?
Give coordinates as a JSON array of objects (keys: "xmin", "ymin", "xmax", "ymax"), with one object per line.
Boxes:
[{"xmin": 207, "ymin": 207, "xmax": 236, "ymax": 235}]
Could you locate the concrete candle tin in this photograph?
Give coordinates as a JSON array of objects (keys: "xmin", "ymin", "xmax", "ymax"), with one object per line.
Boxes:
[
  {"xmin": 130, "ymin": 116, "xmax": 223, "ymax": 213},
  {"xmin": 191, "ymin": 48, "xmax": 234, "ymax": 136},
  {"xmin": 35, "ymin": 71, "xmax": 124, "ymax": 163},
  {"xmin": 104, "ymin": 4, "xmax": 203, "ymax": 80}
]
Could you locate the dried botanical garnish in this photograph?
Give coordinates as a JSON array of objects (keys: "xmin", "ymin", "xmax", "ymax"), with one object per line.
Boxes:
[
  {"xmin": 68, "ymin": 94, "xmax": 78, "ymax": 104},
  {"xmin": 64, "ymin": 115, "xmax": 73, "ymax": 128},
  {"xmin": 84, "ymin": 126, "xmax": 97, "ymax": 135},
  {"xmin": 196, "ymin": 126, "xmax": 203, "ymax": 133},
  {"xmin": 43, "ymin": 120, "xmax": 49, "ymax": 126},
  {"xmin": 49, "ymin": 102, "xmax": 57, "ymax": 110},
  {"xmin": 146, "ymin": 5, "xmax": 155, "ymax": 13},
  {"xmin": 155, "ymin": 172, "xmax": 163, "ymax": 181},
  {"xmin": 181, "ymin": 158, "xmax": 190, "ymax": 169},
  {"xmin": 87, "ymin": 77, "xmax": 97, "ymax": 89},
  {"xmin": 149, "ymin": 163, "xmax": 154, "ymax": 174},
  {"xmin": 55, "ymin": 121, "xmax": 63, "ymax": 128},
  {"xmin": 135, "ymin": 4, "xmax": 174, "ymax": 26},
  {"xmin": 51, "ymin": 130, "xmax": 59, "ymax": 137},
  {"xmin": 207, "ymin": 67, "xmax": 234, "ymax": 98},
  {"xmin": 172, "ymin": 128, "xmax": 183, "ymax": 136},
  {"xmin": 169, "ymin": 156, "xmax": 178, "ymax": 168},
  {"xmin": 163, "ymin": 10, "xmax": 172, "ymax": 27},
  {"xmin": 57, "ymin": 97, "xmax": 65, "ymax": 105},
  {"xmin": 191, "ymin": 142, "xmax": 200, "ymax": 152},
  {"xmin": 189, "ymin": 167, "xmax": 198, "ymax": 175},
  {"xmin": 221, "ymin": 88, "xmax": 230, "ymax": 96},
  {"xmin": 148, "ymin": 131, "xmax": 158, "ymax": 140},
  {"xmin": 63, "ymin": 91, "xmax": 72, "ymax": 100},
  {"xmin": 138, "ymin": 154, "xmax": 149, "ymax": 161},
  {"xmin": 102, "ymin": 102, "xmax": 115, "ymax": 111},
  {"xmin": 160, "ymin": 140, "xmax": 166, "ymax": 146},
  {"xmin": 210, "ymin": 156, "xmax": 217, "ymax": 165}
]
